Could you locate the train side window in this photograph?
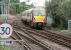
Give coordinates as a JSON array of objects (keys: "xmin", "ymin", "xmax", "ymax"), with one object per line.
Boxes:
[{"xmin": 27, "ymin": 13, "xmax": 30, "ymax": 16}]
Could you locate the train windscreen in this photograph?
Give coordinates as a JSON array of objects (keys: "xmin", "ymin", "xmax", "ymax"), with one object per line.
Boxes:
[{"xmin": 33, "ymin": 10, "xmax": 45, "ymax": 16}]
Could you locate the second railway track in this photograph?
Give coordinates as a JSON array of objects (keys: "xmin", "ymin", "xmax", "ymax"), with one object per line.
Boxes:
[
  {"xmin": 13, "ymin": 20, "xmax": 53, "ymax": 50},
  {"xmin": 14, "ymin": 29, "xmax": 53, "ymax": 50},
  {"xmin": 13, "ymin": 20, "xmax": 71, "ymax": 49},
  {"xmin": 13, "ymin": 30, "xmax": 34, "ymax": 50}
]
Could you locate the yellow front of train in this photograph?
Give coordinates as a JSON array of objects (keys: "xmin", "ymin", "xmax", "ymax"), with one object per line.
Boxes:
[{"xmin": 32, "ymin": 8, "xmax": 47, "ymax": 29}]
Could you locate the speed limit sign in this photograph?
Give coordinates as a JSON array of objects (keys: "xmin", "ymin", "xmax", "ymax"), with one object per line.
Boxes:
[{"xmin": 0, "ymin": 23, "xmax": 13, "ymax": 38}]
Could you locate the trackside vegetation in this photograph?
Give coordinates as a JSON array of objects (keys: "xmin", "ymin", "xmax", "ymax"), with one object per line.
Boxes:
[{"xmin": 46, "ymin": 0, "xmax": 71, "ymax": 29}]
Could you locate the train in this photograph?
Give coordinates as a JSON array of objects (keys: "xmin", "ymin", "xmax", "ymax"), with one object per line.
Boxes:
[{"xmin": 21, "ymin": 7, "xmax": 47, "ymax": 29}]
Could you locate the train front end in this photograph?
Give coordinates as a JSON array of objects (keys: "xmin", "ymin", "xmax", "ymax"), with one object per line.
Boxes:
[{"xmin": 32, "ymin": 9, "xmax": 47, "ymax": 29}]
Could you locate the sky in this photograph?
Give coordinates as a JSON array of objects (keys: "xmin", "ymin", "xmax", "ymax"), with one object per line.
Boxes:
[{"xmin": 20, "ymin": 0, "xmax": 49, "ymax": 6}]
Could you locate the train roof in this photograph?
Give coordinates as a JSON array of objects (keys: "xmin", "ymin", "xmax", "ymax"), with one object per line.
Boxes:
[
  {"xmin": 21, "ymin": 7, "xmax": 45, "ymax": 14},
  {"xmin": 21, "ymin": 8, "xmax": 33, "ymax": 14}
]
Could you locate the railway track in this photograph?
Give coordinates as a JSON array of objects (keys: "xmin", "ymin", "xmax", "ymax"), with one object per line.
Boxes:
[
  {"xmin": 37, "ymin": 30, "xmax": 71, "ymax": 48},
  {"xmin": 13, "ymin": 30, "xmax": 34, "ymax": 50},
  {"xmin": 20, "ymin": 21, "xmax": 71, "ymax": 48},
  {"xmin": 11, "ymin": 35, "xmax": 22, "ymax": 45},
  {"xmin": 15, "ymin": 30, "xmax": 53, "ymax": 50},
  {"xmin": 19, "ymin": 27, "xmax": 71, "ymax": 49},
  {"xmin": 45, "ymin": 30, "xmax": 71, "ymax": 43},
  {"xmin": 13, "ymin": 20, "xmax": 53, "ymax": 50},
  {"xmin": 13, "ymin": 20, "xmax": 71, "ymax": 49},
  {"xmin": 10, "ymin": 28, "xmax": 33, "ymax": 50},
  {"xmin": 26, "ymin": 29, "xmax": 71, "ymax": 48}
]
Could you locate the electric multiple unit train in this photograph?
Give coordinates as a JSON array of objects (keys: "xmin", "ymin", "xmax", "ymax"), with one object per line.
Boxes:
[{"xmin": 21, "ymin": 7, "xmax": 47, "ymax": 29}]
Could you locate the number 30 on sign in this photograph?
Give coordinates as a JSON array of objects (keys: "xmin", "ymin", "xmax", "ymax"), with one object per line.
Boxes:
[{"xmin": 0, "ymin": 23, "xmax": 13, "ymax": 38}]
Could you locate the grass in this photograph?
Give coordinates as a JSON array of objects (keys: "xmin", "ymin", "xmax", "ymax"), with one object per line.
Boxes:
[{"xmin": 0, "ymin": 45, "xmax": 11, "ymax": 50}]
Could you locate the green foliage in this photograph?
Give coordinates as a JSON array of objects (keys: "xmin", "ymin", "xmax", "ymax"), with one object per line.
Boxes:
[
  {"xmin": 9, "ymin": 0, "xmax": 20, "ymax": 15},
  {"xmin": 0, "ymin": 0, "xmax": 33, "ymax": 15},
  {"xmin": 10, "ymin": 2, "xmax": 33, "ymax": 15},
  {"xmin": 0, "ymin": 45, "xmax": 11, "ymax": 50},
  {"xmin": 46, "ymin": 0, "xmax": 71, "ymax": 29},
  {"xmin": 0, "ymin": 5, "xmax": 1, "ymax": 14},
  {"xmin": 20, "ymin": 2, "xmax": 33, "ymax": 13}
]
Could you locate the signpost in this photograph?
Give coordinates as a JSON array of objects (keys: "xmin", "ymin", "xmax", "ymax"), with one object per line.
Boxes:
[
  {"xmin": 0, "ymin": 23, "xmax": 13, "ymax": 38},
  {"xmin": 0, "ymin": 1, "xmax": 13, "ymax": 38}
]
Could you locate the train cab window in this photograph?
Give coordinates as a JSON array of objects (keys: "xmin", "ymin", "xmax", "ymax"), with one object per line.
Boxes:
[{"xmin": 33, "ymin": 10, "xmax": 45, "ymax": 16}]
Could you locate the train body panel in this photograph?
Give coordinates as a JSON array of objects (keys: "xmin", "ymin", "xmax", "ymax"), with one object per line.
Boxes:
[
  {"xmin": 34, "ymin": 16, "xmax": 45, "ymax": 22},
  {"xmin": 21, "ymin": 9, "xmax": 32, "ymax": 21}
]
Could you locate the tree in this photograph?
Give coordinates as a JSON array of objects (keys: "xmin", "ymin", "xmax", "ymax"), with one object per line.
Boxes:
[
  {"xmin": 46, "ymin": 0, "xmax": 71, "ymax": 29},
  {"xmin": 9, "ymin": 0, "xmax": 20, "ymax": 15},
  {"xmin": 10, "ymin": 1, "xmax": 33, "ymax": 15},
  {"xmin": 20, "ymin": 2, "xmax": 33, "ymax": 12},
  {"xmin": 0, "ymin": 3, "xmax": 1, "ymax": 14}
]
